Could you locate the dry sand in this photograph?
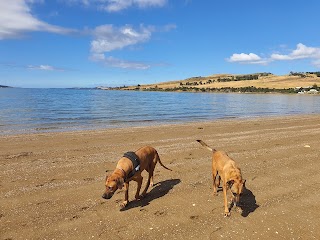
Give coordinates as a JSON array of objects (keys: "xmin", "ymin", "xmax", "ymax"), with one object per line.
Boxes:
[{"xmin": 1, "ymin": 115, "xmax": 320, "ymax": 240}]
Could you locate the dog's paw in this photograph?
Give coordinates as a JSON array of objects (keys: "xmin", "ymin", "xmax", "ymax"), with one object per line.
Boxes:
[
  {"xmin": 120, "ymin": 201, "xmax": 128, "ymax": 209},
  {"xmin": 224, "ymin": 212, "xmax": 231, "ymax": 217},
  {"xmin": 136, "ymin": 194, "xmax": 146, "ymax": 200},
  {"xmin": 135, "ymin": 194, "xmax": 142, "ymax": 200}
]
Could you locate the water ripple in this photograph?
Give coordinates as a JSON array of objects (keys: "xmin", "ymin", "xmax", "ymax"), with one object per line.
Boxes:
[{"xmin": 0, "ymin": 88, "xmax": 319, "ymax": 135}]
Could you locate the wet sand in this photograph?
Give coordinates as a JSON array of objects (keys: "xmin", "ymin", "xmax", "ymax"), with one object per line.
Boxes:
[{"xmin": 1, "ymin": 115, "xmax": 320, "ymax": 239}]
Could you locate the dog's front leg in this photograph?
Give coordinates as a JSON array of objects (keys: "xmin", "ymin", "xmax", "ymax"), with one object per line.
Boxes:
[
  {"xmin": 228, "ymin": 188, "xmax": 235, "ymax": 203},
  {"xmin": 233, "ymin": 194, "xmax": 243, "ymax": 214},
  {"xmin": 141, "ymin": 174, "xmax": 151, "ymax": 198},
  {"xmin": 120, "ymin": 182, "xmax": 129, "ymax": 209},
  {"xmin": 223, "ymin": 184, "xmax": 230, "ymax": 217}
]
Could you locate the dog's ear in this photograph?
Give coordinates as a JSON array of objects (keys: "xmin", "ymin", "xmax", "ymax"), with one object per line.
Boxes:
[
  {"xmin": 227, "ymin": 180, "xmax": 234, "ymax": 188},
  {"xmin": 117, "ymin": 178, "xmax": 124, "ymax": 189},
  {"xmin": 105, "ymin": 170, "xmax": 110, "ymax": 180}
]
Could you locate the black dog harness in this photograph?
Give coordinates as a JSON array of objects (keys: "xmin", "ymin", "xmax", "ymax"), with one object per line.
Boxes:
[{"xmin": 123, "ymin": 151, "xmax": 141, "ymax": 180}]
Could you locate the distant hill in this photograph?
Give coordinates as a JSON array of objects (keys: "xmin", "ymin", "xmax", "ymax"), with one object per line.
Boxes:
[
  {"xmin": 0, "ymin": 85, "xmax": 12, "ymax": 88},
  {"xmin": 118, "ymin": 72, "xmax": 320, "ymax": 94}
]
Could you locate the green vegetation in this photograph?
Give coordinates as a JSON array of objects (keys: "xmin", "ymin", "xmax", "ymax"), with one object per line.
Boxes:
[
  {"xmin": 290, "ymin": 71, "xmax": 320, "ymax": 78},
  {"xmin": 127, "ymin": 82, "xmax": 320, "ymax": 94},
  {"xmin": 306, "ymin": 71, "xmax": 320, "ymax": 77},
  {"xmin": 137, "ymin": 86, "xmax": 298, "ymax": 94}
]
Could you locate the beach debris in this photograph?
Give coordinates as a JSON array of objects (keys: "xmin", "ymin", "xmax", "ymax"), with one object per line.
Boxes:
[{"xmin": 304, "ymin": 145, "xmax": 311, "ymax": 148}]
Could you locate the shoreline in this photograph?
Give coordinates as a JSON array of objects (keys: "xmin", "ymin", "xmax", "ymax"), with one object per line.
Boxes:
[{"xmin": 1, "ymin": 113, "xmax": 320, "ymax": 137}]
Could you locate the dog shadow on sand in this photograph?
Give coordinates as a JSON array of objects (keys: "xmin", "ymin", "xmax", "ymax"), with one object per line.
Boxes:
[
  {"xmin": 120, "ymin": 178, "xmax": 181, "ymax": 211},
  {"xmin": 216, "ymin": 186, "xmax": 259, "ymax": 217},
  {"xmin": 238, "ymin": 187, "xmax": 259, "ymax": 217}
]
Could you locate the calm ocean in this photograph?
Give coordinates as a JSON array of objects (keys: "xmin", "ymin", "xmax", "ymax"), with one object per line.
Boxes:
[{"xmin": 0, "ymin": 88, "xmax": 320, "ymax": 135}]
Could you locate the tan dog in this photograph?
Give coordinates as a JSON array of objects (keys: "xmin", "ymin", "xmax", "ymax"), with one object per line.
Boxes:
[
  {"xmin": 102, "ymin": 146, "xmax": 172, "ymax": 208},
  {"xmin": 197, "ymin": 140, "xmax": 246, "ymax": 217}
]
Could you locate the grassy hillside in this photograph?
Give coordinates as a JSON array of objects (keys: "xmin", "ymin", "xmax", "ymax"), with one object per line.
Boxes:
[{"xmin": 120, "ymin": 72, "xmax": 320, "ymax": 93}]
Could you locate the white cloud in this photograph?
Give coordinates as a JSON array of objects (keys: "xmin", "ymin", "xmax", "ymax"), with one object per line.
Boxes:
[
  {"xmin": 103, "ymin": 0, "xmax": 167, "ymax": 12},
  {"xmin": 228, "ymin": 53, "xmax": 261, "ymax": 62},
  {"xmin": 89, "ymin": 24, "xmax": 153, "ymax": 69},
  {"xmin": 312, "ymin": 59, "xmax": 320, "ymax": 68},
  {"xmin": 271, "ymin": 43, "xmax": 320, "ymax": 61},
  {"xmin": 228, "ymin": 43, "xmax": 320, "ymax": 68},
  {"xmin": 27, "ymin": 64, "xmax": 65, "ymax": 71},
  {"xmin": 159, "ymin": 24, "xmax": 176, "ymax": 32},
  {"xmin": 101, "ymin": 0, "xmax": 132, "ymax": 12},
  {"xmin": 269, "ymin": 53, "xmax": 291, "ymax": 60},
  {"xmin": 89, "ymin": 24, "xmax": 175, "ymax": 69},
  {"xmin": 26, "ymin": 0, "xmax": 44, "ymax": 4},
  {"xmin": 227, "ymin": 53, "xmax": 269, "ymax": 65},
  {"xmin": 1, "ymin": 62, "xmax": 67, "ymax": 71},
  {"xmin": 1, "ymin": 1, "xmax": 171, "ymax": 70},
  {"xmin": 65, "ymin": 0, "xmax": 167, "ymax": 12},
  {"xmin": 0, "ymin": 0, "xmax": 74, "ymax": 40},
  {"xmin": 91, "ymin": 24, "xmax": 152, "ymax": 53},
  {"xmin": 90, "ymin": 55, "xmax": 150, "ymax": 69}
]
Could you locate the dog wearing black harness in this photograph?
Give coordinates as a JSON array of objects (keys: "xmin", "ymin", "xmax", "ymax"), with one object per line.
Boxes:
[{"xmin": 102, "ymin": 146, "xmax": 172, "ymax": 208}]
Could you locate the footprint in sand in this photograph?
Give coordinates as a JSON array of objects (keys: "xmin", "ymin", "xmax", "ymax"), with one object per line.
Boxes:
[{"xmin": 189, "ymin": 215, "xmax": 199, "ymax": 220}]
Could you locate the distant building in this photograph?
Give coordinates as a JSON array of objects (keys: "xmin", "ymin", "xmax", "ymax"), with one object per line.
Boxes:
[{"xmin": 308, "ymin": 89, "xmax": 318, "ymax": 94}]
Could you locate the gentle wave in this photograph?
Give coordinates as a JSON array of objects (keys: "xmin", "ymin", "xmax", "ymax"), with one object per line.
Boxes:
[{"xmin": 0, "ymin": 88, "xmax": 320, "ymax": 135}]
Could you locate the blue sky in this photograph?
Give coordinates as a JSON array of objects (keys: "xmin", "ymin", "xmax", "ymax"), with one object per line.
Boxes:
[{"xmin": 1, "ymin": 0, "xmax": 320, "ymax": 88}]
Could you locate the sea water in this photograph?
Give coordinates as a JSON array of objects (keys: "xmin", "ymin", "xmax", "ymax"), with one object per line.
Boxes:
[{"xmin": 0, "ymin": 88, "xmax": 319, "ymax": 135}]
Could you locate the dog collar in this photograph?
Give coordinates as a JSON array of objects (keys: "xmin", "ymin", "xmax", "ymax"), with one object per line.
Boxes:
[{"xmin": 116, "ymin": 167, "xmax": 127, "ymax": 179}]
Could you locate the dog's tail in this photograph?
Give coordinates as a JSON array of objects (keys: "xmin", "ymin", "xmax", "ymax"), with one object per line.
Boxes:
[
  {"xmin": 196, "ymin": 140, "xmax": 217, "ymax": 152},
  {"xmin": 156, "ymin": 152, "xmax": 173, "ymax": 171}
]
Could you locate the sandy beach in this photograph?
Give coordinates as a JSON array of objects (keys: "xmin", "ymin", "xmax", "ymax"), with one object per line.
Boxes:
[{"xmin": 1, "ymin": 115, "xmax": 320, "ymax": 240}]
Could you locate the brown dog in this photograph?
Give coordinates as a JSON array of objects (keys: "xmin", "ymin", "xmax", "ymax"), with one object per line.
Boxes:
[
  {"xmin": 102, "ymin": 146, "xmax": 172, "ymax": 208},
  {"xmin": 197, "ymin": 140, "xmax": 246, "ymax": 217}
]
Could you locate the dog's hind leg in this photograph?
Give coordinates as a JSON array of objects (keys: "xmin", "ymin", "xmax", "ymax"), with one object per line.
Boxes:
[
  {"xmin": 141, "ymin": 161, "xmax": 156, "ymax": 197},
  {"xmin": 216, "ymin": 174, "xmax": 221, "ymax": 188},
  {"xmin": 141, "ymin": 174, "xmax": 151, "ymax": 198},
  {"xmin": 212, "ymin": 167, "xmax": 219, "ymax": 196}
]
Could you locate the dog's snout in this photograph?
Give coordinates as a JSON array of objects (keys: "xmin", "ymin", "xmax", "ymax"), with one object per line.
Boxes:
[{"xmin": 102, "ymin": 193, "xmax": 112, "ymax": 199}]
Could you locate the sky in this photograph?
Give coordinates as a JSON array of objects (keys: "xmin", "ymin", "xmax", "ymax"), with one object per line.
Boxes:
[{"xmin": 1, "ymin": 0, "xmax": 320, "ymax": 88}]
